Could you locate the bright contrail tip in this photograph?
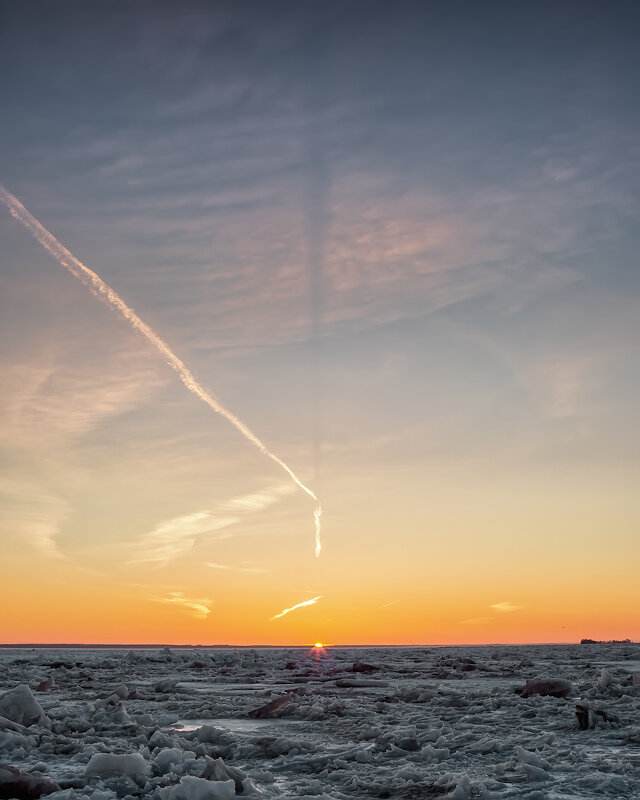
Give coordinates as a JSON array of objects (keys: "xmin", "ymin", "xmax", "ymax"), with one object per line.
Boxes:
[
  {"xmin": 270, "ymin": 595, "xmax": 322, "ymax": 621},
  {"xmin": 0, "ymin": 183, "xmax": 323, "ymax": 555},
  {"xmin": 314, "ymin": 506, "xmax": 322, "ymax": 558}
]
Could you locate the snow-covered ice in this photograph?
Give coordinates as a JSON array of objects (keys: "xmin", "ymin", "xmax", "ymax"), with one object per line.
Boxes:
[{"xmin": 0, "ymin": 643, "xmax": 639, "ymax": 798}]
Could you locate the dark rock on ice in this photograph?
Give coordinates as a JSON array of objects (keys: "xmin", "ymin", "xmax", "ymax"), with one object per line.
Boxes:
[
  {"xmin": 352, "ymin": 662, "xmax": 380, "ymax": 673},
  {"xmin": 248, "ymin": 695, "xmax": 292, "ymax": 718},
  {"xmin": 0, "ymin": 765, "xmax": 60, "ymax": 799},
  {"xmin": 575, "ymin": 702, "xmax": 623, "ymax": 729},
  {"xmin": 520, "ymin": 678, "xmax": 572, "ymax": 698},
  {"xmin": 575, "ymin": 703, "xmax": 590, "ymax": 730}
]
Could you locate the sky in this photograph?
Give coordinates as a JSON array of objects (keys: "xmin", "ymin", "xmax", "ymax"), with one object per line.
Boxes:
[{"xmin": 1, "ymin": 0, "xmax": 639, "ymax": 645}]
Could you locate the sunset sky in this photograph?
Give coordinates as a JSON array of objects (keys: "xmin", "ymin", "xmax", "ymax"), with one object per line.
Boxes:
[{"xmin": 1, "ymin": 1, "xmax": 639, "ymax": 645}]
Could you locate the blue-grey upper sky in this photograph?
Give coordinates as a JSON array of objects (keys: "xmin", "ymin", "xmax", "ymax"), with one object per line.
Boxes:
[{"xmin": 1, "ymin": 1, "xmax": 639, "ymax": 643}]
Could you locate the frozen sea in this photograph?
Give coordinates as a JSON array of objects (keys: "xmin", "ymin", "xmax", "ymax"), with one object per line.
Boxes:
[{"xmin": 1, "ymin": 643, "xmax": 639, "ymax": 799}]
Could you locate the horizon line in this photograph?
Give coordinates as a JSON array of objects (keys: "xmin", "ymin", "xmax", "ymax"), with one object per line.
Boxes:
[{"xmin": 1, "ymin": 640, "xmax": 634, "ymax": 649}]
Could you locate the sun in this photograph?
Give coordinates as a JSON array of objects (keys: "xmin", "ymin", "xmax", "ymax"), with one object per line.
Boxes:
[{"xmin": 307, "ymin": 642, "xmax": 330, "ymax": 663}]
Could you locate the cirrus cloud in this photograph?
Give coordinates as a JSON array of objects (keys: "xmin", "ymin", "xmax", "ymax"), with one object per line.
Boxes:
[
  {"xmin": 153, "ymin": 591, "xmax": 211, "ymax": 619},
  {"xmin": 491, "ymin": 601, "xmax": 523, "ymax": 613}
]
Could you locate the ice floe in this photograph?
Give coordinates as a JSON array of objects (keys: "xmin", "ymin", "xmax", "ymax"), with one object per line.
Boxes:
[{"xmin": 0, "ymin": 643, "xmax": 639, "ymax": 798}]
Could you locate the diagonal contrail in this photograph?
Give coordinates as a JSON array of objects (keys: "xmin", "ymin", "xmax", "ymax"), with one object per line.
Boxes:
[
  {"xmin": 0, "ymin": 183, "xmax": 323, "ymax": 555},
  {"xmin": 270, "ymin": 595, "xmax": 322, "ymax": 620}
]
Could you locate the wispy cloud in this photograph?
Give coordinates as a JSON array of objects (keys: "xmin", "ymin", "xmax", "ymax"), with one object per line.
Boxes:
[
  {"xmin": 157, "ymin": 180, "xmax": 583, "ymax": 349},
  {"xmin": 459, "ymin": 602, "xmax": 523, "ymax": 624},
  {"xmin": 129, "ymin": 483, "xmax": 295, "ymax": 567},
  {"xmin": 491, "ymin": 601, "xmax": 523, "ymax": 613},
  {"xmin": 130, "ymin": 512, "xmax": 236, "ymax": 567},
  {"xmin": 153, "ymin": 591, "xmax": 211, "ymax": 619},
  {"xmin": 0, "ymin": 477, "xmax": 68, "ymax": 559},
  {"xmin": 4, "ymin": 5, "xmax": 633, "ymax": 357},
  {"xmin": 0, "ymin": 348, "xmax": 166, "ymax": 450},
  {"xmin": 0, "ymin": 345, "xmax": 166, "ymax": 560},
  {"xmin": 206, "ymin": 561, "xmax": 270, "ymax": 574},
  {"xmin": 55, "ymin": 133, "xmax": 600, "ymax": 354},
  {"xmin": 270, "ymin": 595, "xmax": 322, "ymax": 621},
  {"xmin": 221, "ymin": 484, "xmax": 295, "ymax": 511}
]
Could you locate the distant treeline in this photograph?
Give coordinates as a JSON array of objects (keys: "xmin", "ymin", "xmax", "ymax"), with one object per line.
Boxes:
[{"xmin": 580, "ymin": 638, "xmax": 632, "ymax": 644}]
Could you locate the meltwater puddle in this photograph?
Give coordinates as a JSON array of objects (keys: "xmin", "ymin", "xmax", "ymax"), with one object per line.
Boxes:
[
  {"xmin": 171, "ymin": 717, "xmax": 303, "ymax": 733},
  {"xmin": 177, "ymin": 680, "xmax": 278, "ymax": 692}
]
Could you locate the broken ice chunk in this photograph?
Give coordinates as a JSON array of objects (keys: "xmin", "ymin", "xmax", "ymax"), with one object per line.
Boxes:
[
  {"xmin": 159, "ymin": 775, "xmax": 235, "ymax": 800},
  {"xmin": 154, "ymin": 748, "xmax": 186, "ymax": 773},
  {"xmin": 524, "ymin": 763, "xmax": 552, "ymax": 782},
  {"xmin": 516, "ymin": 746, "xmax": 551, "ymax": 771},
  {"xmin": 597, "ymin": 668, "xmax": 612, "ymax": 690},
  {"xmin": 85, "ymin": 753, "xmax": 148, "ymax": 779},
  {"xmin": 202, "ymin": 757, "xmax": 248, "ymax": 794},
  {"xmin": 0, "ymin": 685, "xmax": 47, "ymax": 726}
]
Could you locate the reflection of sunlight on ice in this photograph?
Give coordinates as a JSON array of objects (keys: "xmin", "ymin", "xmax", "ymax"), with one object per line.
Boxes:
[
  {"xmin": 307, "ymin": 642, "xmax": 330, "ymax": 666},
  {"xmin": 172, "ymin": 717, "xmax": 301, "ymax": 733}
]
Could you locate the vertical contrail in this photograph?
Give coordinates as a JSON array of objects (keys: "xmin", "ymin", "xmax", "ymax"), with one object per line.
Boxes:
[
  {"xmin": 314, "ymin": 506, "xmax": 322, "ymax": 558},
  {"xmin": 0, "ymin": 183, "xmax": 323, "ymax": 555},
  {"xmin": 304, "ymin": 35, "xmax": 329, "ymax": 558}
]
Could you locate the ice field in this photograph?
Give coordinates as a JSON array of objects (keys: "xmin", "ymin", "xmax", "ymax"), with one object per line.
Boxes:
[{"xmin": 1, "ymin": 643, "xmax": 639, "ymax": 799}]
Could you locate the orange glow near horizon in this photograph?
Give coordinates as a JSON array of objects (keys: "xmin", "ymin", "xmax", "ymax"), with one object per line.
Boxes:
[
  {"xmin": 2, "ymin": 180, "xmax": 639, "ymax": 651},
  {"xmin": 1, "ymin": 557, "xmax": 638, "ymax": 646}
]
